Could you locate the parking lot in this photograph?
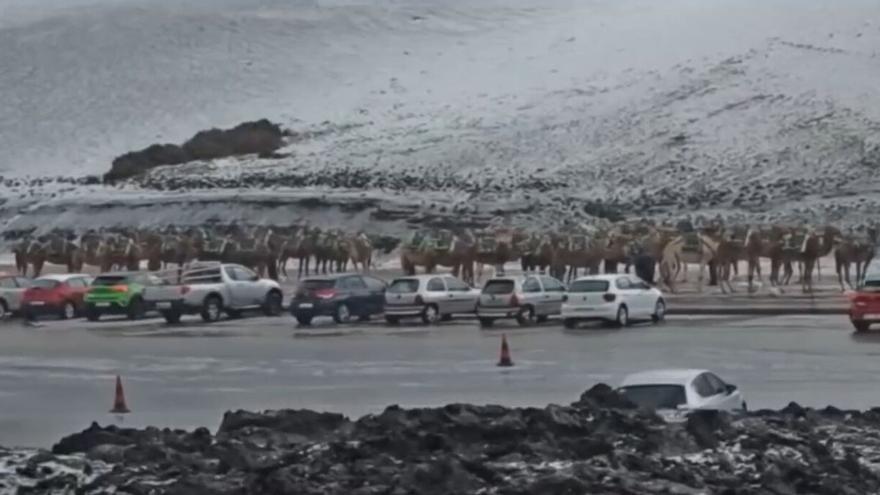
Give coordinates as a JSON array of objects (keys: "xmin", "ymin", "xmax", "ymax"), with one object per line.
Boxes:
[{"xmin": 0, "ymin": 311, "xmax": 877, "ymax": 448}]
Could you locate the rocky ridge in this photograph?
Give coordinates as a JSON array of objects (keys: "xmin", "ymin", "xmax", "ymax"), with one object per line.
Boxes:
[{"xmin": 4, "ymin": 386, "xmax": 880, "ymax": 494}]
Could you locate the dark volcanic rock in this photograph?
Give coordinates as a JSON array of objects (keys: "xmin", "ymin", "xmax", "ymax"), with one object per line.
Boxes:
[
  {"xmin": 6, "ymin": 388, "xmax": 880, "ymax": 494},
  {"xmin": 104, "ymin": 119, "xmax": 286, "ymax": 182}
]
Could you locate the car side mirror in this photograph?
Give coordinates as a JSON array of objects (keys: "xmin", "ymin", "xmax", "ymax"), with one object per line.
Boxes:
[{"xmin": 725, "ymin": 384, "xmax": 737, "ymax": 395}]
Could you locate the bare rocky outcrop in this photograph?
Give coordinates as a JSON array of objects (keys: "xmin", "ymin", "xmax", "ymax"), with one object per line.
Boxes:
[
  {"xmin": 103, "ymin": 119, "xmax": 287, "ymax": 183},
  {"xmin": 4, "ymin": 386, "xmax": 880, "ymax": 494}
]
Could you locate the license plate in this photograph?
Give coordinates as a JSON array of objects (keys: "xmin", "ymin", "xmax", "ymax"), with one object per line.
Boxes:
[
  {"xmin": 156, "ymin": 302, "xmax": 172, "ymax": 309},
  {"xmin": 298, "ymin": 303, "xmax": 313, "ymax": 309},
  {"xmin": 29, "ymin": 301, "xmax": 45, "ymax": 306},
  {"xmin": 96, "ymin": 302, "xmax": 111, "ymax": 308}
]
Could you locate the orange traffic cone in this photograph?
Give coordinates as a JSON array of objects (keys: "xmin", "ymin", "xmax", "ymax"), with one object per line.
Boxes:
[
  {"xmin": 497, "ymin": 334, "xmax": 514, "ymax": 367},
  {"xmin": 110, "ymin": 375, "xmax": 131, "ymax": 414}
]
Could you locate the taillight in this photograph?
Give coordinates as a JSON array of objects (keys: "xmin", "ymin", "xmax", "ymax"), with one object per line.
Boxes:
[
  {"xmin": 414, "ymin": 295, "xmax": 425, "ymax": 305},
  {"xmin": 603, "ymin": 293, "xmax": 616, "ymax": 302},
  {"xmin": 315, "ymin": 289, "xmax": 337, "ymax": 299},
  {"xmin": 510, "ymin": 294, "xmax": 520, "ymax": 307},
  {"xmin": 111, "ymin": 285, "xmax": 129, "ymax": 293},
  {"xmin": 180, "ymin": 285, "xmax": 191, "ymax": 295}
]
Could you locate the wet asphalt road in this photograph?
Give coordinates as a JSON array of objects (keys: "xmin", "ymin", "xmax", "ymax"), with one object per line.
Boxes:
[{"xmin": 0, "ymin": 312, "xmax": 876, "ymax": 448}]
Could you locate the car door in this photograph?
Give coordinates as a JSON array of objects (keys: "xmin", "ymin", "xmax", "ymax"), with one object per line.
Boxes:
[
  {"xmin": 342, "ymin": 276, "xmax": 370, "ymax": 315},
  {"xmin": 541, "ymin": 276, "xmax": 566, "ymax": 314},
  {"xmin": 362, "ymin": 276, "xmax": 387, "ymax": 315},
  {"xmin": 426, "ymin": 277, "xmax": 450, "ymax": 313},
  {"xmin": 14, "ymin": 278, "xmax": 32, "ymax": 310},
  {"xmin": 444, "ymin": 276, "xmax": 474, "ymax": 313},
  {"xmin": 224, "ymin": 266, "xmax": 248, "ymax": 307},
  {"xmin": 705, "ymin": 372, "xmax": 742, "ymax": 410},
  {"xmin": 690, "ymin": 373, "xmax": 717, "ymax": 409},
  {"xmin": 631, "ymin": 276, "xmax": 656, "ymax": 317},
  {"xmin": 521, "ymin": 276, "xmax": 545, "ymax": 314},
  {"xmin": 613, "ymin": 277, "xmax": 637, "ymax": 315},
  {"xmin": 234, "ymin": 266, "xmax": 265, "ymax": 306}
]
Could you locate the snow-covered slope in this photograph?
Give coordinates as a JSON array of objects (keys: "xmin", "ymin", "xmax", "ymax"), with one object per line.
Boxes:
[{"xmin": 2, "ymin": 0, "xmax": 880, "ymax": 233}]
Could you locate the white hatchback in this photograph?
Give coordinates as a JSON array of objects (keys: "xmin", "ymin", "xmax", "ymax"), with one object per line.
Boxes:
[
  {"xmin": 618, "ymin": 369, "xmax": 747, "ymax": 413},
  {"xmin": 561, "ymin": 274, "xmax": 665, "ymax": 329}
]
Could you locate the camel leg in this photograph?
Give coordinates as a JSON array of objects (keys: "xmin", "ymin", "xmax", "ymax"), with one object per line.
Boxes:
[
  {"xmin": 696, "ymin": 260, "xmax": 705, "ymax": 293},
  {"xmin": 845, "ymin": 262, "xmax": 852, "ymax": 290}
]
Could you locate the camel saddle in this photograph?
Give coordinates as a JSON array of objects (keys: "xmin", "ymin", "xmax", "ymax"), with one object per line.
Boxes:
[
  {"xmin": 682, "ymin": 233, "xmax": 702, "ymax": 254},
  {"xmin": 204, "ymin": 238, "xmax": 226, "ymax": 254},
  {"xmin": 423, "ymin": 231, "xmax": 453, "ymax": 252},
  {"xmin": 783, "ymin": 233, "xmax": 805, "ymax": 252},
  {"xmin": 477, "ymin": 235, "xmax": 497, "ymax": 254},
  {"xmin": 568, "ymin": 235, "xmax": 589, "ymax": 252}
]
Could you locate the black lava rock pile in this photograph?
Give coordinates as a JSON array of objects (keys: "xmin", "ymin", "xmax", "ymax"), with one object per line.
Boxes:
[{"xmin": 5, "ymin": 386, "xmax": 880, "ymax": 494}]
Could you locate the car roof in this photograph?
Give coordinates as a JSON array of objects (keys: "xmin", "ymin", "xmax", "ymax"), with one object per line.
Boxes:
[
  {"xmin": 620, "ymin": 369, "xmax": 708, "ymax": 387},
  {"xmin": 392, "ymin": 274, "xmax": 457, "ymax": 281},
  {"xmin": 572, "ymin": 275, "xmax": 626, "ymax": 282},
  {"xmin": 35, "ymin": 273, "xmax": 90, "ymax": 282}
]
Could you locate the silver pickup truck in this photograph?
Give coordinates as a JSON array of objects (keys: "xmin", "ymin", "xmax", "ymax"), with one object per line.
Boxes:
[{"xmin": 143, "ymin": 263, "xmax": 284, "ymax": 324}]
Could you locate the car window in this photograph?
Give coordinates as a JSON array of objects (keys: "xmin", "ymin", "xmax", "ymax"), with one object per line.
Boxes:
[
  {"xmin": 444, "ymin": 277, "xmax": 470, "ymax": 292},
  {"xmin": 568, "ymin": 280, "xmax": 609, "ymax": 292},
  {"xmin": 344, "ymin": 277, "xmax": 367, "ymax": 290},
  {"xmin": 630, "ymin": 277, "xmax": 650, "ymax": 289},
  {"xmin": 363, "ymin": 277, "xmax": 387, "ymax": 291},
  {"xmin": 183, "ymin": 268, "xmax": 222, "ymax": 284},
  {"xmin": 0, "ymin": 278, "xmax": 15, "ymax": 289},
  {"xmin": 67, "ymin": 278, "xmax": 86, "ymax": 288},
  {"xmin": 704, "ymin": 373, "xmax": 727, "ymax": 395},
  {"xmin": 542, "ymin": 277, "xmax": 565, "ymax": 292},
  {"xmin": 92, "ymin": 275, "xmax": 128, "ymax": 286},
  {"xmin": 615, "ymin": 277, "xmax": 631, "ymax": 290},
  {"xmin": 522, "ymin": 277, "xmax": 542, "ymax": 293},
  {"xmin": 32, "ymin": 279, "xmax": 59, "ymax": 289},
  {"xmin": 619, "ymin": 385, "xmax": 687, "ymax": 409},
  {"xmin": 224, "ymin": 266, "xmax": 238, "ymax": 280},
  {"xmin": 388, "ymin": 279, "xmax": 419, "ymax": 293},
  {"xmin": 15, "ymin": 277, "xmax": 33, "ymax": 288},
  {"xmin": 234, "ymin": 267, "xmax": 258, "ymax": 282},
  {"xmin": 426, "ymin": 278, "xmax": 446, "ymax": 292},
  {"xmin": 693, "ymin": 374, "xmax": 716, "ymax": 398},
  {"xmin": 302, "ymin": 279, "xmax": 334, "ymax": 291},
  {"xmin": 483, "ymin": 280, "xmax": 514, "ymax": 294}
]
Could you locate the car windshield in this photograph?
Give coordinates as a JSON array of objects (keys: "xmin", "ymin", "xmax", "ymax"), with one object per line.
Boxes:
[
  {"xmin": 301, "ymin": 279, "xmax": 335, "ymax": 291},
  {"xmin": 31, "ymin": 279, "xmax": 60, "ymax": 289},
  {"xmin": 618, "ymin": 384, "xmax": 687, "ymax": 409},
  {"xmin": 92, "ymin": 276, "xmax": 130, "ymax": 286},
  {"xmin": 483, "ymin": 280, "xmax": 515, "ymax": 295},
  {"xmin": 861, "ymin": 279, "xmax": 880, "ymax": 291},
  {"xmin": 388, "ymin": 279, "xmax": 419, "ymax": 293},
  {"xmin": 568, "ymin": 280, "xmax": 610, "ymax": 293}
]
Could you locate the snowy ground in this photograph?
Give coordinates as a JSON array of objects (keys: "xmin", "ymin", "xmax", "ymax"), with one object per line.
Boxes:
[{"xmin": 3, "ymin": 0, "xmax": 880, "ymax": 234}]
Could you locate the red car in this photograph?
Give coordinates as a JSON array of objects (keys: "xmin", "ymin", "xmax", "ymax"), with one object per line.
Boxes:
[
  {"xmin": 848, "ymin": 275, "xmax": 880, "ymax": 332},
  {"xmin": 21, "ymin": 274, "xmax": 93, "ymax": 321}
]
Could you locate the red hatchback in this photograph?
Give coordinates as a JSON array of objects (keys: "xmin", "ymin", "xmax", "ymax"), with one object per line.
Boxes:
[
  {"xmin": 848, "ymin": 276, "xmax": 880, "ymax": 332},
  {"xmin": 21, "ymin": 274, "xmax": 93, "ymax": 321}
]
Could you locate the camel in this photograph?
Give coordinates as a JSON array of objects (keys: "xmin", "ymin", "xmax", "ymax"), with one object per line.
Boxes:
[
  {"xmin": 553, "ymin": 233, "xmax": 604, "ymax": 283},
  {"xmin": 834, "ymin": 230, "xmax": 876, "ymax": 291},
  {"xmin": 434, "ymin": 232, "xmax": 477, "ymax": 284},
  {"xmin": 659, "ymin": 232, "xmax": 718, "ymax": 293},
  {"xmin": 12, "ymin": 238, "xmax": 30, "ymax": 276},
  {"xmin": 473, "ymin": 228, "xmax": 522, "ymax": 280},
  {"xmin": 713, "ymin": 231, "xmax": 747, "ymax": 294},
  {"xmin": 27, "ymin": 235, "xmax": 83, "ymax": 276},
  {"xmin": 345, "ymin": 233, "xmax": 373, "ymax": 273}
]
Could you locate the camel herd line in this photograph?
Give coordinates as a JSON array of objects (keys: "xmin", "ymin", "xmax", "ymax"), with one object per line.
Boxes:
[{"xmin": 4, "ymin": 222, "xmax": 876, "ymax": 294}]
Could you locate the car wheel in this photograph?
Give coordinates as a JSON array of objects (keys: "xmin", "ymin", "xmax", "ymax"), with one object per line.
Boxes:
[
  {"xmin": 162, "ymin": 310, "xmax": 182, "ymax": 324},
  {"xmin": 479, "ymin": 317, "xmax": 495, "ymax": 328},
  {"xmin": 333, "ymin": 303, "xmax": 352, "ymax": 324},
  {"xmin": 563, "ymin": 318, "xmax": 577, "ymax": 329},
  {"xmin": 515, "ymin": 305, "xmax": 536, "ymax": 327},
  {"xmin": 614, "ymin": 305, "xmax": 629, "ymax": 328},
  {"xmin": 651, "ymin": 299, "xmax": 666, "ymax": 324},
  {"xmin": 295, "ymin": 314, "xmax": 313, "ymax": 326},
  {"xmin": 853, "ymin": 321, "xmax": 871, "ymax": 333},
  {"xmin": 0, "ymin": 300, "xmax": 7, "ymax": 320},
  {"xmin": 86, "ymin": 305, "xmax": 101, "ymax": 322},
  {"xmin": 262, "ymin": 291, "xmax": 283, "ymax": 317},
  {"xmin": 200, "ymin": 296, "xmax": 223, "ymax": 323},
  {"xmin": 60, "ymin": 301, "xmax": 77, "ymax": 320},
  {"xmin": 420, "ymin": 304, "xmax": 440, "ymax": 325},
  {"xmin": 127, "ymin": 297, "xmax": 146, "ymax": 321},
  {"xmin": 385, "ymin": 315, "xmax": 400, "ymax": 325}
]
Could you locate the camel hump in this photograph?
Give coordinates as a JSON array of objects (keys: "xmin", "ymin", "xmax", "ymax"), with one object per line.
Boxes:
[{"xmin": 682, "ymin": 233, "xmax": 701, "ymax": 253}]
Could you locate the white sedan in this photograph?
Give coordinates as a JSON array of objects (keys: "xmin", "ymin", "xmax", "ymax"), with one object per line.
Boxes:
[
  {"xmin": 617, "ymin": 369, "xmax": 747, "ymax": 412},
  {"xmin": 561, "ymin": 274, "xmax": 665, "ymax": 328}
]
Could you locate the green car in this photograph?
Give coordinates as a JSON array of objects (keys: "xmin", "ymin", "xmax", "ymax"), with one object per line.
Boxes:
[{"xmin": 84, "ymin": 272, "xmax": 162, "ymax": 321}]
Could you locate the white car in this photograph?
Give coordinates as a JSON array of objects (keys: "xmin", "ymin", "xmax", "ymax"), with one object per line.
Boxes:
[
  {"xmin": 143, "ymin": 263, "xmax": 283, "ymax": 324},
  {"xmin": 0, "ymin": 274, "xmax": 32, "ymax": 319},
  {"xmin": 618, "ymin": 369, "xmax": 747, "ymax": 413},
  {"xmin": 561, "ymin": 274, "xmax": 665, "ymax": 329}
]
